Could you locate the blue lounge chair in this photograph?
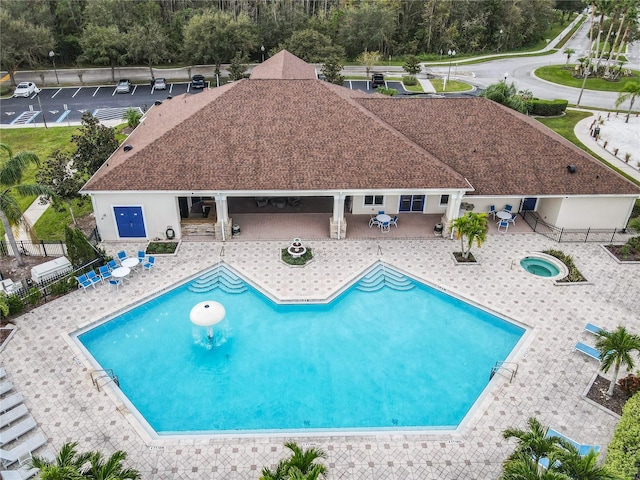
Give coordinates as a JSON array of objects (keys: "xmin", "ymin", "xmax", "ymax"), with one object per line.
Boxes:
[
  {"xmin": 539, "ymin": 428, "xmax": 601, "ymax": 469},
  {"xmin": 98, "ymin": 265, "xmax": 112, "ymax": 283},
  {"xmin": 575, "ymin": 342, "xmax": 601, "ymax": 361},
  {"xmin": 75, "ymin": 274, "xmax": 95, "ymax": 291},
  {"xmin": 143, "ymin": 256, "xmax": 155, "ymax": 273},
  {"xmin": 584, "ymin": 323, "xmax": 606, "ymax": 335}
]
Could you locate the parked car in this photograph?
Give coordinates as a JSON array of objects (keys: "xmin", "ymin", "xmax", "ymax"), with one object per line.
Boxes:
[
  {"xmin": 116, "ymin": 79, "xmax": 132, "ymax": 93},
  {"xmin": 371, "ymin": 73, "xmax": 385, "ymax": 88},
  {"xmin": 191, "ymin": 74, "xmax": 206, "ymax": 89},
  {"xmin": 12, "ymin": 82, "xmax": 40, "ymax": 98},
  {"xmin": 152, "ymin": 78, "xmax": 167, "ymax": 90}
]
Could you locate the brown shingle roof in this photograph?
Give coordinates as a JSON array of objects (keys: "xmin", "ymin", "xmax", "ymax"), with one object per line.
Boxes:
[
  {"xmin": 82, "ymin": 50, "xmax": 639, "ymax": 197},
  {"xmin": 359, "ymin": 97, "xmax": 639, "ymax": 196}
]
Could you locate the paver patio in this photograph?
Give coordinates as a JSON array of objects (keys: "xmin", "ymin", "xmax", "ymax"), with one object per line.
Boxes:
[{"xmin": 1, "ymin": 232, "xmax": 638, "ymax": 479}]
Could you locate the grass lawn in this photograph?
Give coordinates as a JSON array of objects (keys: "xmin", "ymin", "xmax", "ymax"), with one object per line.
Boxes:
[
  {"xmin": 535, "ymin": 65, "xmax": 640, "ymax": 91},
  {"xmin": 430, "ymin": 79, "xmax": 474, "ymax": 93}
]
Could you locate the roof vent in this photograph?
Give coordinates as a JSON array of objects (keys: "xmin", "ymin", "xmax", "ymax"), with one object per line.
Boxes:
[
  {"xmin": 567, "ymin": 165, "xmax": 576, "ymax": 173},
  {"xmin": 123, "ymin": 145, "xmax": 133, "ymax": 152},
  {"xmin": 154, "ymin": 100, "xmax": 162, "ymax": 106},
  {"xmin": 166, "ymin": 95, "xmax": 172, "ymax": 100}
]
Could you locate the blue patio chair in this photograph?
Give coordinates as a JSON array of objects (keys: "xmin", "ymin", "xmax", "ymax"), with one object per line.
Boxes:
[
  {"xmin": 75, "ymin": 274, "xmax": 95, "ymax": 291},
  {"xmin": 488, "ymin": 205, "xmax": 497, "ymax": 219},
  {"xmin": 539, "ymin": 428, "xmax": 600, "ymax": 469},
  {"xmin": 108, "ymin": 278, "xmax": 122, "ymax": 291},
  {"xmin": 380, "ymin": 222, "xmax": 390, "ymax": 232},
  {"xmin": 575, "ymin": 342, "xmax": 601, "ymax": 361},
  {"xmin": 378, "ymin": 211, "xmax": 385, "ymax": 214},
  {"xmin": 390, "ymin": 215, "xmax": 398, "ymax": 228},
  {"xmin": 107, "ymin": 259, "xmax": 118, "ymax": 271},
  {"xmin": 497, "ymin": 220, "xmax": 509, "ymax": 232},
  {"xmin": 143, "ymin": 256, "xmax": 155, "ymax": 273},
  {"xmin": 86, "ymin": 270, "xmax": 101, "ymax": 286},
  {"xmin": 584, "ymin": 323, "xmax": 607, "ymax": 335},
  {"xmin": 369, "ymin": 216, "xmax": 380, "ymax": 228},
  {"xmin": 503, "ymin": 204, "xmax": 513, "ymax": 212},
  {"xmin": 137, "ymin": 250, "xmax": 146, "ymax": 265},
  {"xmin": 98, "ymin": 265, "xmax": 112, "ymax": 283},
  {"xmin": 508, "ymin": 213, "xmax": 517, "ymax": 225},
  {"xmin": 116, "ymin": 251, "xmax": 128, "ymax": 265}
]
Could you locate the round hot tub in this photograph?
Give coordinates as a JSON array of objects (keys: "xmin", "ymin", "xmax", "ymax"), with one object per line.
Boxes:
[{"xmin": 519, "ymin": 253, "xmax": 568, "ymax": 280}]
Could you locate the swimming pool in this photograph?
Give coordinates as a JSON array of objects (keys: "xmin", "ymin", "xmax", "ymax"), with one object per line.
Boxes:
[{"xmin": 74, "ymin": 264, "xmax": 525, "ymax": 435}]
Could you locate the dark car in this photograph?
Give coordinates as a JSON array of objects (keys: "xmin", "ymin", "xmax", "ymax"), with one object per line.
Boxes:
[
  {"xmin": 191, "ymin": 75, "xmax": 206, "ymax": 89},
  {"xmin": 371, "ymin": 73, "xmax": 385, "ymax": 88}
]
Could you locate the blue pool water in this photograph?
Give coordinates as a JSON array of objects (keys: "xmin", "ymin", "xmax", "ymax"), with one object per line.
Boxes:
[
  {"xmin": 76, "ymin": 265, "xmax": 524, "ymax": 434},
  {"xmin": 520, "ymin": 257, "xmax": 561, "ymax": 277}
]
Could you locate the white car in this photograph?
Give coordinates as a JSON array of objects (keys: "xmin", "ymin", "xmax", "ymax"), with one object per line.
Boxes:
[{"xmin": 12, "ymin": 82, "xmax": 40, "ymax": 98}]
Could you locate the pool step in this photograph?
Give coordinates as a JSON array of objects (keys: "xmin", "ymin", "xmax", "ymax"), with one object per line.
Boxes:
[
  {"xmin": 357, "ymin": 265, "xmax": 414, "ymax": 292},
  {"xmin": 188, "ymin": 265, "xmax": 247, "ymax": 294}
]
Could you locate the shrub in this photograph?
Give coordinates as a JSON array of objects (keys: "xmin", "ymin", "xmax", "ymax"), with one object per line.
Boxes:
[
  {"xmin": 376, "ymin": 87, "xmax": 398, "ymax": 96},
  {"xmin": 530, "ymin": 99, "xmax": 568, "ymax": 116},
  {"xmin": 27, "ymin": 287, "xmax": 40, "ymax": 306},
  {"xmin": 618, "ymin": 374, "xmax": 640, "ymax": 398},
  {"xmin": 49, "ymin": 276, "xmax": 76, "ymax": 296},
  {"xmin": 605, "ymin": 391, "xmax": 640, "ymax": 478},
  {"xmin": 6, "ymin": 295, "xmax": 24, "ymax": 316},
  {"xmin": 543, "ymin": 249, "xmax": 586, "ymax": 282},
  {"xmin": 281, "ymin": 248, "xmax": 313, "ymax": 266},
  {"xmin": 402, "ymin": 75, "xmax": 418, "ymax": 86},
  {"xmin": 146, "ymin": 241, "xmax": 178, "ymax": 255}
]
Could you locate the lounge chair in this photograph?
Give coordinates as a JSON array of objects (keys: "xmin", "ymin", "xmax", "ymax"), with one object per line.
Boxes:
[
  {"xmin": 143, "ymin": 256, "xmax": 155, "ymax": 274},
  {"xmin": 0, "ymin": 394, "xmax": 24, "ymax": 415},
  {"xmin": 584, "ymin": 323, "xmax": 606, "ymax": 335},
  {"xmin": 539, "ymin": 428, "xmax": 600, "ymax": 469},
  {"xmin": 0, "ymin": 381, "xmax": 13, "ymax": 396},
  {"xmin": 0, "ymin": 416, "xmax": 37, "ymax": 447},
  {"xmin": 0, "ymin": 432, "xmax": 47, "ymax": 468},
  {"xmin": 575, "ymin": 342, "xmax": 601, "ymax": 361},
  {"xmin": 0, "ymin": 466, "xmax": 39, "ymax": 480},
  {"xmin": 98, "ymin": 265, "xmax": 112, "ymax": 283},
  {"xmin": 75, "ymin": 274, "xmax": 95, "ymax": 292},
  {"xmin": 0, "ymin": 405, "xmax": 28, "ymax": 429}
]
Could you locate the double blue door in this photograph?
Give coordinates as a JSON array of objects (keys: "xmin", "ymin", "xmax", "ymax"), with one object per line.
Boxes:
[{"xmin": 114, "ymin": 206, "xmax": 146, "ymax": 238}]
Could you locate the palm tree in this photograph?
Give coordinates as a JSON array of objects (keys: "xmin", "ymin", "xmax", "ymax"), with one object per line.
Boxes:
[
  {"xmin": 31, "ymin": 442, "xmax": 91, "ymax": 480},
  {"xmin": 502, "ymin": 417, "xmax": 561, "ymax": 466},
  {"xmin": 595, "ymin": 325, "xmax": 640, "ymax": 397},
  {"xmin": 554, "ymin": 446, "xmax": 618, "ymax": 480},
  {"xmin": 500, "ymin": 452, "xmax": 570, "ymax": 480},
  {"xmin": 563, "ymin": 48, "xmax": 575, "ymax": 67},
  {"xmin": 450, "ymin": 212, "xmax": 488, "ymax": 260},
  {"xmin": 0, "ymin": 143, "xmax": 54, "ymax": 267},
  {"xmin": 84, "ymin": 450, "xmax": 140, "ymax": 480},
  {"xmin": 260, "ymin": 442, "xmax": 327, "ymax": 480},
  {"xmin": 614, "ymin": 81, "xmax": 640, "ymax": 123}
]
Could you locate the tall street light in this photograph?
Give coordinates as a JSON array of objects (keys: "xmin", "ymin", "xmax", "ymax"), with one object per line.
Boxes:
[
  {"xmin": 260, "ymin": 45, "xmax": 265, "ymax": 63},
  {"xmin": 49, "ymin": 50, "xmax": 59, "ymax": 84},
  {"xmin": 443, "ymin": 49, "xmax": 456, "ymax": 92},
  {"xmin": 498, "ymin": 29, "xmax": 503, "ymax": 52}
]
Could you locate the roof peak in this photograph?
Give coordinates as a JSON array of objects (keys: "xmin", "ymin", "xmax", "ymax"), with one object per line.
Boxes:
[{"xmin": 250, "ymin": 50, "xmax": 317, "ymax": 80}]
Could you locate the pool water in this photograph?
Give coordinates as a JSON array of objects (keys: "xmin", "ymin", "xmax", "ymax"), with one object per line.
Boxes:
[
  {"xmin": 76, "ymin": 265, "xmax": 524, "ymax": 435},
  {"xmin": 520, "ymin": 257, "xmax": 560, "ymax": 277}
]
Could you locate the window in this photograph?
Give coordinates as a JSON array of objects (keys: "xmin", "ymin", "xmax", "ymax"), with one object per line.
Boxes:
[
  {"xmin": 364, "ymin": 195, "xmax": 384, "ymax": 206},
  {"xmin": 440, "ymin": 195, "xmax": 449, "ymax": 206}
]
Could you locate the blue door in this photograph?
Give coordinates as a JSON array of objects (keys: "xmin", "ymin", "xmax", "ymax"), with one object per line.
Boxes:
[
  {"xmin": 114, "ymin": 206, "xmax": 146, "ymax": 238},
  {"xmin": 522, "ymin": 197, "xmax": 537, "ymax": 211}
]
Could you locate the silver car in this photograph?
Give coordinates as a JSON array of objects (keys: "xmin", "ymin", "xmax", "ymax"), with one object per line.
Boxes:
[
  {"xmin": 13, "ymin": 82, "xmax": 40, "ymax": 97},
  {"xmin": 116, "ymin": 79, "xmax": 131, "ymax": 93}
]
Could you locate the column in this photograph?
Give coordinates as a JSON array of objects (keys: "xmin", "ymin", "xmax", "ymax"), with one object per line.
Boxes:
[
  {"xmin": 214, "ymin": 194, "xmax": 231, "ymax": 240},
  {"xmin": 330, "ymin": 193, "xmax": 347, "ymax": 239}
]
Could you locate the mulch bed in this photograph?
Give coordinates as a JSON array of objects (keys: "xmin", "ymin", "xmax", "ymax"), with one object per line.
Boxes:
[
  {"xmin": 585, "ymin": 375, "xmax": 627, "ymax": 415},
  {"xmin": 453, "ymin": 251, "xmax": 477, "ymax": 263},
  {"xmin": 605, "ymin": 244, "xmax": 640, "ymax": 261}
]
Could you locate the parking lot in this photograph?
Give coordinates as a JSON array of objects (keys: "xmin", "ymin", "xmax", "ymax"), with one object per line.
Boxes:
[{"xmin": 0, "ymin": 78, "xmax": 420, "ymax": 127}]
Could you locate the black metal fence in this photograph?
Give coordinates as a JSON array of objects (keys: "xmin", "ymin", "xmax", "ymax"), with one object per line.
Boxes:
[
  {"xmin": 521, "ymin": 211, "xmax": 633, "ymax": 243},
  {"xmin": 0, "ymin": 239, "xmax": 67, "ymax": 257}
]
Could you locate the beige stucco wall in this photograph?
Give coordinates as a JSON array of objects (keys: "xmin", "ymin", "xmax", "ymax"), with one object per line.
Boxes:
[
  {"xmin": 538, "ymin": 196, "xmax": 636, "ymax": 229},
  {"xmin": 350, "ymin": 194, "xmax": 455, "ymax": 216},
  {"xmin": 91, "ymin": 193, "xmax": 181, "ymax": 241}
]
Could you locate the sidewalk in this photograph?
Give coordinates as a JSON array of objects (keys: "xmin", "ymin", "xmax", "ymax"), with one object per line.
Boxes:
[
  {"xmin": 571, "ymin": 108, "xmax": 640, "ymax": 182},
  {"xmin": 6, "ymin": 195, "xmax": 50, "ymax": 243}
]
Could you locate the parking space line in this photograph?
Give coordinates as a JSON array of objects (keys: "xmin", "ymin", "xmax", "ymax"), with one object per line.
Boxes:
[
  {"xmin": 93, "ymin": 87, "xmax": 101, "ymax": 97},
  {"xmin": 50, "ymin": 88, "xmax": 62, "ymax": 98},
  {"xmin": 72, "ymin": 87, "xmax": 82, "ymax": 98},
  {"xmin": 55, "ymin": 110, "xmax": 70, "ymax": 123},
  {"xmin": 131, "ymin": 85, "xmax": 137, "ymax": 95},
  {"xmin": 169, "ymin": 85, "xmax": 173, "ymax": 94},
  {"xmin": 348, "ymin": 80, "xmax": 353, "ymax": 90}
]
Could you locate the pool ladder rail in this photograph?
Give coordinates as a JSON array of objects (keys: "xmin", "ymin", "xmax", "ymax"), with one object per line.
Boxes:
[
  {"xmin": 91, "ymin": 369, "xmax": 119, "ymax": 391},
  {"xmin": 490, "ymin": 361, "xmax": 518, "ymax": 383}
]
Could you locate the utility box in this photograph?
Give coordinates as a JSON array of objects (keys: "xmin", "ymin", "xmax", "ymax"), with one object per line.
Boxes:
[{"xmin": 31, "ymin": 256, "xmax": 72, "ymax": 284}]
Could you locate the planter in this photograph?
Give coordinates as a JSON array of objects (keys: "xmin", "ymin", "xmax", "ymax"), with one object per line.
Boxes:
[
  {"xmin": 145, "ymin": 240, "xmax": 181, "ymax": 256},
  {"xmin": 451, "ymin": 252, "xmax": 478, "ymax": 265}
]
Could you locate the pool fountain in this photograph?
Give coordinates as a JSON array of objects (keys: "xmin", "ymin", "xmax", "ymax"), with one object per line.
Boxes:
[{"xmin": 190, "ymin": 300, "xmax": 225, "ymax": 340}]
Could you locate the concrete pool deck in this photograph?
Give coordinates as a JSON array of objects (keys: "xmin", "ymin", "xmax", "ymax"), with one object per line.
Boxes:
[{"xmin": 1, "ymin": 233, "xmax": 638, "ymax": 479}]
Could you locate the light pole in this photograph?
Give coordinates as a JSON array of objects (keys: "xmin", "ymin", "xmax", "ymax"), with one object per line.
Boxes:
[
  {"xmin": 260, "ymin": 45, "xmax": 265, "ymax": 63},
  {"xmin": 498, "ymin": 29, "xmax": 503, "ymax": 52},
  {"xmin": 49, "ymin": 50, "xmax": 59, "ymax": 84},
  {"xmin": 443, "ymin": 49, "xmax": 456, "ymax": 92}
]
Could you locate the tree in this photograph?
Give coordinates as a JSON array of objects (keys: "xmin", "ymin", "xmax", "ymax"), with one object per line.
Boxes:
[
  {"xmin": 182, "ymin": 10, "xmax": 257, "ymax": 74},
  {"xmin": 0, "ymin": 10, "xmax": 55, "ymax": 86},
  {"xmin": 563, "ymin": 48, "xmax": 575, "ymax": 67},
  {"xmin": 72, "ymin": 112, "xmax": 119, "ymax": 176},
  {"xmin": 85, "ymin": 450, "xmax": 140, "ymax": 480},
  {"xmin": 614, "ymin": 81, "xmax": 640, "ymax": 124},
  {"xmin": 356, "ymin": 50, "xmax": 382, "ymax": 80},
  {"xmin": 0, "ymin": 144, "xmax": 53, "ymax": 267},
  {"xmin": 228, "ymin": 52, "xmax": 249, "ymax": 81},
  {"xmin": 123, "ymin": 108, "xmax": 142, "ymax": 129},
  {"xmin": 280, "ymin": 28, "xmax": 344, "ymax": 63},
  {"xmin": 31, "ymin": 441, "xmax": 91, "ymax": 479},
  {"xmin": 450, "ymin": 212, "xmax": 488, "ymax": 260},
  {"xmin": 36, "ymin": 150, "xmax": 83, "ymax": 202},
  {"xmin": 553, "ymin": 446, "xmax": 618, "ymax": 480},
  {"xmin": 126, "ymin": 20, "xmax": 172, "ymax": 79},
  {"xmin": 321, "ymin": 56, "xmax": 345, "ymax": 85},
  {"xmin": 260, "ymin": 442, "xmax": 327, "ymax": 480},
  {"xmin": 404, "ymin": 55, "xmax": 421, "ymax": 75},
  {"xmin": 78, "ymin": 24, "xmax": 126, "ymax": 83},
  {"xmin": 595, "ymin": 325, "xmax": 640, "ymax": 397},
  {"xmin": 499, "ymin": 451, "xmax": 568, "ymax": 480},
  {"xmin": 336, "ymin": 2, "xmax": 396, "ymax": 58},
  {"xmin": 502, "ymin": 417, "xmax": 561, "ymax": 466},
  {"xmin": 481, "ymin": 80, "xmax": 532, "ymax": 114}
]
